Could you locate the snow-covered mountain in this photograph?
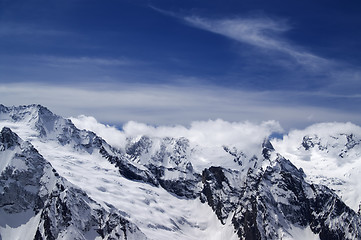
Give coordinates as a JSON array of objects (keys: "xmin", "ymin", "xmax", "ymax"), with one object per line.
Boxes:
[
  {"xmin": 1, "ymin": 104, "xmax": 361, "ymax": 240},
  {"xmin": 272, "ymin": 123, "xmax": 361, "ymax": 212},
  {"xmin": 0, "ymin": 127, "xmax": 146, "ymax": 240},
  {"xmin": 0, "ymin": 105, "xmax": 236, "ymax": 240}
]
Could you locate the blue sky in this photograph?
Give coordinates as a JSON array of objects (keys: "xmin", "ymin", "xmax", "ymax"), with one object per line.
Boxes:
[{"xmin": 1, "ymin": 0, "xmax": 361, "ymax": 130}]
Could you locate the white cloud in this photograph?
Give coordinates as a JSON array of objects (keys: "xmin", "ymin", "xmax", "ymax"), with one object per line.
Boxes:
[
  {"xmin": 37, "ymin": 56, "xmax": 136, "ymax": 67},
  {"xmin": 123, "ymin": 119, "xmax": 283, "ymax": 147},
  {"xmin": 70, "ymin": 115, "xmax": 283, "ymax": 158},
  {"xmin": 147, "ymin": 9, "xmax": 361, "ymax": 93},
  {"xmin": 1, "ymin": 55, "xmax": 137, "ymax": 68},
  {"xmin": 1, "ymin": 82, "xmax": 360, "ymax": 130},
  {"xmin": 184, "ymin": 16, "xmax": 330, "ymax": 70},
  {"xmin": 180, "ymin": 14, "xmax": 361, "ymax": 94},
  {"xmin": 69, "ymin": 115, "xmax": 127, "ymax": 148},
  {"xmin": 185, "ymin": 16, "xmax": 289, "ymax": 50}
]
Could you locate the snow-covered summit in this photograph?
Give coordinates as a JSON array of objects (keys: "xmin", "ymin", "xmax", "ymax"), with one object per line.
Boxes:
[
  {"xmin": 272, "ymin": 122, "xmax": 361, "ymax": 212},
  {"xmin": 0, "ymin": 104, "xmax": 57, "ymax": 135}
]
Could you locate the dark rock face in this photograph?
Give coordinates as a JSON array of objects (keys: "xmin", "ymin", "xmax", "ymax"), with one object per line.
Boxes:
[
  {"xmin": 302, "ymin": 135, "xmax": 316, "ymax": 150},
  {"xmin": 0, "ymin": 104, "xmax": 9, "ymax": 113},
  {"xmin": 232, "ymin": 197, "xmax": 261, "ymax": 240},
  {"xmin": 200, "ymin": 167, "xmax": 242, "ymax": 223},
  {"xmin": 126, "ymin": 136, "xmax": 153, "ymax": 160},
  {"xmin": 0, "ymin": 128, "xmax": 45, "ymax": 214},
  {"xmin": 200, "ymin": 155, "xmax": 361, "ymax": 240},
  {"xmin": 0, "ymin": 127, "xmax": 20, "ymax": 150},
  {"xmin": 100, "ymin": 146, "xmax": 160, "ymax": 187},
  {"xmin": 309, "ymin": 184, "xmax": 361, "ymax": 240},
  {"xmin": 147, "ymin": 164, "xmax": 201, "ymax": 199},
  {"xmin": 159, "ymin": 178, "xmax": 200, "ymax": 198},
  {"xmin": 262, "ymin": 139, "xmax": 274, "ymax": 160},
  {"xmin": 345, "ymin": 133, "xmax": 360, "ymax": 150},
  {"xmin": 223, "ymin": 146, "xmax": 246, "ymax": 166}
]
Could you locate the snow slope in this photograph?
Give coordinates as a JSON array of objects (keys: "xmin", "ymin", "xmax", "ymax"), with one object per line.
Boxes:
[
  {"xmin": 272, "ymin": 122, "xmax": 361, "ymax": 212},
  {"xmin": 0, "ymin": 127, "xmax": 146, "ymax": 240}
]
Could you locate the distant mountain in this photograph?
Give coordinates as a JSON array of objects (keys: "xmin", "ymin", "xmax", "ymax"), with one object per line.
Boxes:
[
  {"xmin": 272, "ymin": 122, "xmax": 361, "ymax": 212},
  {"xmin": 0, "ymin": 104, "xmax": 360, "ymax": 240}
]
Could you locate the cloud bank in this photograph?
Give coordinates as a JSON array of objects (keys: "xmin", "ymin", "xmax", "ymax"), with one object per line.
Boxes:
[
  {"xmin": 70, "ymin": 115, "xmax": 128, "ymax": 148},
  {"xmin": 70, "ymin": 115, "xmax": 283, "ymax": 158},
  {"xmin": 2, "ymin": 82, "xmax": 360, "ymax": 130}
]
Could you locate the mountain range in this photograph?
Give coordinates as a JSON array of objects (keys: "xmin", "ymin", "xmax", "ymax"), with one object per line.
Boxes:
[{"xmin": 0, "ymin": 104, "xmax": 360, "ymax": 240}]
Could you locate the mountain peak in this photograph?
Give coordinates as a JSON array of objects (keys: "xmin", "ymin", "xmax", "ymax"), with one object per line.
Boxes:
[
  {"xmin": 0, "ymin": 104, "xmax": 57, "ymax": 124},
  {"xmin": 0, "ymin": 127, "xmax": 20, "ymax": 150},
  {"xmin": 262, "ymin": 138, "xmax": 274, "ymax": 159},
  {"xmin": 0, "ymin": 104, "xmax": 70, "ymax": 138},
  {"xmin": 0, "ymin": 104, "xmax": 8, "ymax": 113},
  {"xmin": 21, "ymin": 104, "xmax": 56, "ymax": 121}
]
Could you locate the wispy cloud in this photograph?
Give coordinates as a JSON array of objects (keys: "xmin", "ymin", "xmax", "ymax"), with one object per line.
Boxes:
[
  {"xmin": 0, "ymin": 54, "xmax": 145, "ymax": 84},
  {"xmin": 35, "ymin": 55, "xmax": 137, "ymax": 67},
  {"xmin": 149, "ymin": 7, "xmax": 360, "ymax": 90},
  {"xmin": 1, "ymin": 55, "xmax": 138, "ymax": 67},
  {"xmin": 175, "ymin": 13, "xmax": 361, "ymax": 94},
  {"xmin": 184, "ymin": 16, "xmax": 330, "ymax": 70},
  {"xmin": 1, "ymin": 82, "xmax": 360, "ymax": 130},
  {"xmin": 0, "ymin": 23, "xmax": 70, "ymax": 36}
]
